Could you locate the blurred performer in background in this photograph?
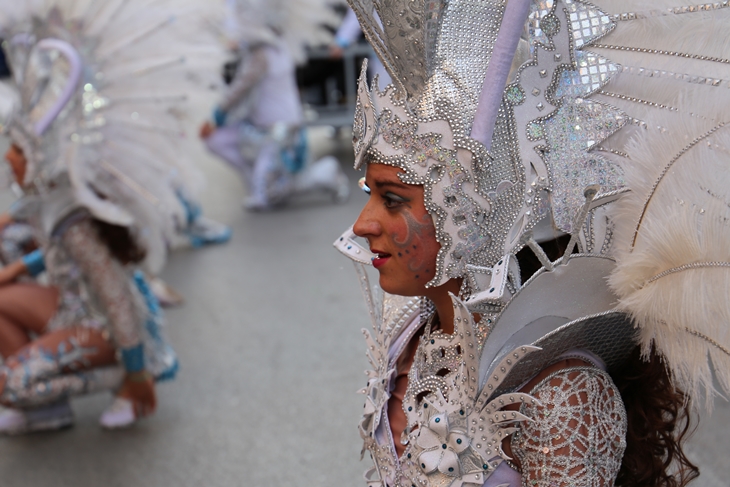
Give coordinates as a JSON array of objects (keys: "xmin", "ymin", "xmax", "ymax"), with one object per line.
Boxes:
[
  {"xmin": 0, "ymin": 0, "xmax": 221, "ymax": 434},
  {"xmin": 201, "ymin": 0, "xmax": 350, "ymax": 211}
]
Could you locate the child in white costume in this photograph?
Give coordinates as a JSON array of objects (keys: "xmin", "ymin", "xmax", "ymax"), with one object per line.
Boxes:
[{"xmin": 202, "ymin": 0, "xmax": 350, "ymax": 210}]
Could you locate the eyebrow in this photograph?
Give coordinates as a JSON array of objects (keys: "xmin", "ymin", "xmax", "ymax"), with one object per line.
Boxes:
[{"xmin": 373, "ymin": 180, "xmax": 413, "ymax": 191}]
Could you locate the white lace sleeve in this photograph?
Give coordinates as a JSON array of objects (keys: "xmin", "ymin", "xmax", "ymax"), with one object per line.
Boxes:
[
  {"xmin": 61, "ymin": 218, "xmax": 142, "ymax": 349},
  {"xmin": 511, "ymin": 366, "xmax": 627, "ymax": 487}
]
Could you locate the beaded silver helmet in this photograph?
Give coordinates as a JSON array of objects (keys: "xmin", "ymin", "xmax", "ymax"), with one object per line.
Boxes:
[{"xmin": 349, "ymin": 0, "xmax": 629, "ymax": 297}]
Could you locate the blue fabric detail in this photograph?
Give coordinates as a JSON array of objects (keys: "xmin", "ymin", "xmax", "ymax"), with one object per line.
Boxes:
[
  {"xmin": 22, "ymin": 249, "xmax": 46, "ymax": 277},
  {"xmin": 132, "ymin": 271, "xmax": 179, "ymax": 381},
  {"xmin": 154, "ymin": 358, "xmax": 179, "ymax": 383},
  {"xmin": 133, "ymin": 271, "xmax": 162, "ymax": 322},
  {"xmin": 188, "ymin": 226, "xmax": 232, "ymax": 249},
  {"xmin": 213, "ymin": 107, "xmax": 227, "ymax": 127},
  {"xmin": 176, "ymin": 189, "xmax": 202, "ymax": 226},
  {"xmin": 335, "ymin": 37, "xmax": 350, "ymax": 49},
  {"xmin": 280, "ymin": 128, "xmax": 308, "ymax": 174},
  {"xmin": 121, "ymin": 344, "xmax": 145, "ymax": 373}
]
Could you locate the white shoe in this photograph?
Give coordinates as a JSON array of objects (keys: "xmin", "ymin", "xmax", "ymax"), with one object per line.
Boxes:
[
  {"xmin": 99, "ymin": 397, "xmax": 136, "ymax": 430},
  {"xmin": 0, "ymin": 408, "xmax": 27, "ymax": 435},
  {"xmin": 0, "ymin": 400, "xmax": 74, "ymax": 435},
  {"xmin": 187, "ymin": 216, "xmax": 232, "ymax": 247}
]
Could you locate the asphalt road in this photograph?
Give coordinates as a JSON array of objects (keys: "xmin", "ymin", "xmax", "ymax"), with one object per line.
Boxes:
[{"xmin": 0, "ymin": 130, "xmax": 727, "ymax": 487}]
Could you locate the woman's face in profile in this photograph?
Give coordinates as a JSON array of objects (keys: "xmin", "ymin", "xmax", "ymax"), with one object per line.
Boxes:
[
  {"xmin": 354, "ymin": 163, "xmax": 441, "ymax": 297},
  {"xmin": 5, "ymin": 144, "xmax": 27, "ymax": 185}
]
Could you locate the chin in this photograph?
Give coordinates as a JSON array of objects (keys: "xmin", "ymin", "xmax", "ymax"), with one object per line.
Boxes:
[{"xmin": 378, "ymin": 275, "xmax": 424, "ymax": 298}]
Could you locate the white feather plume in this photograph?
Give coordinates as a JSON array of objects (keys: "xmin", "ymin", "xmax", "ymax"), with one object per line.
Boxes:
[
  {"xmin": 0, "ymin": 0, "xmax": 227, "ymax": 273},
  {"xmin": 597, "ymin": 2, "xmax": 730, "ymax": 409}
]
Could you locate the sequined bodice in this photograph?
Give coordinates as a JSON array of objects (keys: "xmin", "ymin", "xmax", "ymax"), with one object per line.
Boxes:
[{"xmin": 358, "ymin": 297, "xmax": 627, "ymax": 487}]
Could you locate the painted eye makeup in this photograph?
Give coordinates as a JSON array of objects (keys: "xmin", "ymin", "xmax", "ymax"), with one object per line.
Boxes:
[
  {"xmin": 384, "ymin": 192, "xmax": 409, "ymax": 203},
  {"xmin": 383, "ymin": 191, "xmax": 410, "ymax": 209}
]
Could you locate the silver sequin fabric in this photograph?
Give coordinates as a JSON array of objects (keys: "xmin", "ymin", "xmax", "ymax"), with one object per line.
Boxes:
[
  {"xmin": 45, "ymin": 215, "xmax": 145, "ymax": 348},
  {"xmin": 512, "ymin": 366, "xmax": 627, "ymax": 487}
]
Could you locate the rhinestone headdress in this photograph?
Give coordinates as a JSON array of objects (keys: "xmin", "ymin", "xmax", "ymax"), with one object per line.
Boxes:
[{"xmin": 350, "ymin": 0, "xmax": 627, "ymax": 294}]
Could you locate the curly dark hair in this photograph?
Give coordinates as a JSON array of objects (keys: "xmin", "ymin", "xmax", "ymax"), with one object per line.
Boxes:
[
  {"xmin": 91, "ymin": 219, "xmax": 146, "ymax": 265},
  {"xmin": 613, "ymin": 347, "xmax": 699, "ymax": 487}
]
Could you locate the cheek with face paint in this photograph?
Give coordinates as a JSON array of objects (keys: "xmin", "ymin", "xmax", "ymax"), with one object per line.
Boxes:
[{"xmin": 391, "ymin": 211, "xmax": 438, "ymax": 282}]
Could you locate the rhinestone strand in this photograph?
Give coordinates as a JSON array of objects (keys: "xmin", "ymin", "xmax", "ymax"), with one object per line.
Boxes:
[
  {"xmin": 684, "ymin": 327, "xmax": 730, "ymax": 357},
  {"xmin": 618, "ymin": 64, "xmax": 728, "ymax": 89},
  {"xmin": 592, "ymin": 44, "xmax": 730, "ymax": 65},
  {"xmin": 647, "ymin": 261, "xmax": 730, "ymax": 284},
  {"xmin": 631, "ymin": 122, "xmax": 729, "ymax": 248},
  {"xmin": 610, "ymin": 1, "xmax": 730, "ymax": 21},
  {"xmin": 596, "ymin": 90, "xmax": 678, "ymax": 112},
  {"xmin": 594, "ymin": 146, "xmax": 630, "ymax": 159}
]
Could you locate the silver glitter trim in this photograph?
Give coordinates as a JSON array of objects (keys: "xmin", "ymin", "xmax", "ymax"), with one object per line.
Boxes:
[
  {"xmin": 685, "ymin": 327, "xmax": 730, "ymax": 357},
  {"xmin": 647, "ymin": 261, "xmax": 730, "ymax": 284},
  {"xmin": 631, "ymin": 122, "xmax": 729, "ymax": 248}
]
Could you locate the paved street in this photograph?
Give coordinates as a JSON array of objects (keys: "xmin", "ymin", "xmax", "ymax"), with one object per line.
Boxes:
[{"xmin": 0, "ymin": 129, "xmax": 727, "ymax": 487}]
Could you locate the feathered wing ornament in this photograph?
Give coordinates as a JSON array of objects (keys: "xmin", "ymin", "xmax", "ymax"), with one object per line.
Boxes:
[
  {"xmin": 218, "ymin": 0, "xmax": 342, "ymax": 64},
  {"xmin": 594, "ymin": 1, "xmax": 730, "ymax": 409},
  {"xmin": 0, "ymin": 0, "xmax": 226, "ymax": 273}
]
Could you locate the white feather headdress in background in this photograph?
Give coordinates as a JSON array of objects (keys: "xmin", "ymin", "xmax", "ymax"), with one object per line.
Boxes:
[{"xmin": 0, "ymin": 0, "xmax": 226, "ymax": 273}]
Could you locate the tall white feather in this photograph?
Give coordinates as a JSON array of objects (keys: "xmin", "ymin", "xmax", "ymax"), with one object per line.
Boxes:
[{"xmin": 595, "ymin": 2, "xmax": 730, "ymax": 409}]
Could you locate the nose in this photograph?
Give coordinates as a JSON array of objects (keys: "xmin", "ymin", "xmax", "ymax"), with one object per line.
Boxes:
[{"xmin": 353, "ymin": 197, "xmax": 381, "ymax": 239}]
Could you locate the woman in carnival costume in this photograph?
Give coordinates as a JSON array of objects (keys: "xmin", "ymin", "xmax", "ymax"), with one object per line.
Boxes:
[
  {"xmin": 335, "ymin": 0, "xmax": 730, "ymax": 485},
  {"xmin": 0, "ymin": 0, "xmax": 219, "ymax": 433},
  {"xmin": 201, "ymin": 0, "xmax": 351, "ymax": 211}
]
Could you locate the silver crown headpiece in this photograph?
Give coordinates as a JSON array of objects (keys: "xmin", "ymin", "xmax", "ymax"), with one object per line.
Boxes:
[{"xmin": 350, "ymin": 0, "xmax": 628, "ymax": 295}]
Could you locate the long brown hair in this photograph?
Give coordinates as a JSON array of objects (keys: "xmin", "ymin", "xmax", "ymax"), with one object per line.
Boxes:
[{"xmin": 613, "ymin": 347, "xmax": 699, "ymax": 487}]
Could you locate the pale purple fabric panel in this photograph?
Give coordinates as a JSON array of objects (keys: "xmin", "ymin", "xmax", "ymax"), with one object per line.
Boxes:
[
  {"xmin": 470, "ymin": 0, "xmax": 531, "ymax": 149},
  {"xmin": 34, "ymin": 39, "xmax": 84, "ymax": 136},
  {"xmin": 482, "ymin": 460, "xmax": 521, "ymax": 487}
]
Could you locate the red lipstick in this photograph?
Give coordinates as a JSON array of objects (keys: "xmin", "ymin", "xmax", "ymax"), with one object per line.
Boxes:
[{"xmin": 370, "ymin": 249, "xmax": 391, "ymax": 269}]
